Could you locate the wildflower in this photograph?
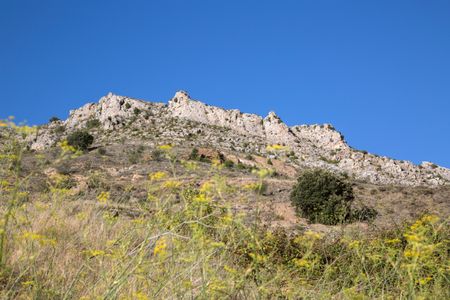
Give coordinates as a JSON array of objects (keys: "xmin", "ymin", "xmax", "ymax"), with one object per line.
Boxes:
[
  {"xmin": 162, "ymin": 180, "xmax": 181, "ymax": 190},
  {"xmin": 243, "ymin": 182, "xmax": 261, "ymax": 191},
  {"xmin": 385, "ymin": 238, "xmax": 401, "ymax": 245},
  {"xmin": 199, "ymin": 181, "xmax": 213, "ymax": 194},
  {"xmin": 97, "ymin": 191, "xmax": 110, "ymax": 204},
  {"xmin": 158, "ymin": 144, "xmax": 172, "ymax": 151},
  {"xmin": 293, "ymin": 258, "xmax": 311, "ymax": 268},
  {"xmin": 149, "ymin": 171, "xmax": 167, "ymax": 181},
  {"xmin": 249, "ymin": 253, "xmax": 267, "ymax": 264},
  {"xmin": 181, "ymin": 160, "xmax": 198, "ymax": 171},
  {"xmin": 21, "ymin": 281, "xmax": 34, "ymax": 287},
  {"xmin": 211, "ymin": 159, "xmax": 223, "ymax": 170},
  {"xmin": 210, "ymin": 241, "xmax": 225, "ymax": 248},
  {"xmin": 304, "ymin": 230, "xmax": 322, "ymax": 240},
  {"xmin": 133, "ymin": 292, "xmax": 150, "ymax": 300},
  {"xmin": 252, "ymin": 168, "xmax": 273, "ymax": 179},
  {"xmin": 266, "ymin": 144, "xmax": 288, "ymax": 152},
  {"xmin": 224, "ymin": 265, "xmax": 238, "ymax": 275},
  {"xmin": 417, "ymin": 276, "xmax": 433, "ymax": 285},
  {"xmin": 194, "ymin": 193, "xmax": 210, "ymax": 203},
  {"xmin": 421, "ymin": 214, "xmax": 440, "ymax": 224},
  {"xmin": 21, "ymin": 231, "xmax": 57, "ymax": 246},
  {"xmin": 348, "ymin": 240, "xmax": 360, "ymax": 250},
  {"xmin": 403, "ymin": 233, "xmax": 422, "ymax": 243},
  {"xmin": 153, "ymin": 237, "xmax": 167, "ymax": 257},
  {"xmin": 83, "ymin": 249, "xmax": 106, "ymax": 258},
  {"xmin": 404, "ymin": 249, "xmax": 420, "ymax": 258}
]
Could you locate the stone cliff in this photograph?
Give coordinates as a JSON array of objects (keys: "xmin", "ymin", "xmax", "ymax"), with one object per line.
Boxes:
[{"xmin": 29, "ymin": 91, "xmax": 450, "ymax": 187}]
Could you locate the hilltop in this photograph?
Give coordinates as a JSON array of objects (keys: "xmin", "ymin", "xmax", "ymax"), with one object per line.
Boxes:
[{"xmin": 29, "ymin": 91, "xmax": 450, "ymax": 187}]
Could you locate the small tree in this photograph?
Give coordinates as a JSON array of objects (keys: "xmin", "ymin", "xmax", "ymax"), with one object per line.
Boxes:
[
  {"xmin": 67, "ymin": 130, "xmax": 94, "ymax": 151},
  {"xmin": 290, "ymin": 169, "xmax": 354, "ymax": 225},
  {"xmin": 49, "ymin": 116, "xmax": 60, "ymax": 123}
]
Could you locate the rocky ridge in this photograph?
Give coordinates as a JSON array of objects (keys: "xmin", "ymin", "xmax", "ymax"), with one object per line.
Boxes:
[{"xmin": 29, "ymin": 91, "xmax": 450, "ymax": 186}]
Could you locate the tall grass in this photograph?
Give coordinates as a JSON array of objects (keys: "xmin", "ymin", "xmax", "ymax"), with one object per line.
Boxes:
[{"xmin": 0, "ymin": 121, "xmax": 449, "ymax": 299}]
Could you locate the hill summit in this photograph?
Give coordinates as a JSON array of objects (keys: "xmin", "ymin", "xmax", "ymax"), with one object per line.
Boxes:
[{"xmin": 29, "ymin": 91, "xmax": 450, "ymax": 186}]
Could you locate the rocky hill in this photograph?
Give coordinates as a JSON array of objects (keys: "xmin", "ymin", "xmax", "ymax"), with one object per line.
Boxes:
[{"xmin": 29, "ymin": 91, "xmax": 450, "ymax": 187}]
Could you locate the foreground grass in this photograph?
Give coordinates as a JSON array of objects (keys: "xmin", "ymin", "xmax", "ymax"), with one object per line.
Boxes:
[{"xmin": 0, "ymin": 122, "xmax": 449, "ymax": 299}]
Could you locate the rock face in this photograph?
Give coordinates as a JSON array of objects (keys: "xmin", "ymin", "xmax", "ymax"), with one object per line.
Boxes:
[{"xmin": 29, "ymin": 91, "xmax": 450, "ymax": 187}]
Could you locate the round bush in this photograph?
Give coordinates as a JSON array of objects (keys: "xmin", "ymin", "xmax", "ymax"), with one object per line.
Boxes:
[
  {"xmin": 290, "ymin": 169, "xmax": 354, "ymax": 225},
  {"xmin": 67, "ymin": 130, "xmax": 94, "ymax": 151}
]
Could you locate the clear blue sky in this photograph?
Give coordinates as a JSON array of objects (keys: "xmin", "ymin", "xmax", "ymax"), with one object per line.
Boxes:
[{"xmin": 1, "ymin": 1, "xmax": 449, "ymax": 167}]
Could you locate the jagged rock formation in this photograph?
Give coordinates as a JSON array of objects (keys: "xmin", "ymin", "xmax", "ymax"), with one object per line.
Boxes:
[{"xmin": 29, "ymin": 91, "xmax": 450, "ymax": 186}]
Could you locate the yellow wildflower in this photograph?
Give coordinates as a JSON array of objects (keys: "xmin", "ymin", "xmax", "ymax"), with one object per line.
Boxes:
[
  {"xmin": 403, "ymin": 233, "xmax": 422, "ymax": 243},
  {"xmin": 21, "ymin": 281, "xmax": 34, "ymax": 287},
  {"xmin": 83, "ymin": 249, "xmax": 106, "ymax": 258},
  {"xmin": 421, "ymin": 214, "xmax": 440, "ymax": 224},
  {"xmin": 252, "ymin": 168, "xmax": 273, "ymax": 179},
  {"xmin": 304, "ymin": 230, "xmax": 323, "ymax": 240},
  {"xmin": 149, "ymin": 171, "xmax": 167, "ymax": 181},
  {"xmin": 153, "ymin": 237, "xmax": 167, "ymax": 257},
  {"xmin": 417, "ymin": 276, "xmax": 433, "ymax": 285},
  {"xmin": 385, "ymin": 238, "xmax": 401, "ymax": 245},
  {"xmin": 404, "ymin": 249, "xmax": 420, "ymax": 258},
  {"xmin": 162, "ymin": 180, "xmax": 181, "ymax": 190},
  {"xmin": 158, "ymin": 144, "xmax": 172, "ymax": 151},
  {"xmin": 133, "ymin": 292, "xmax": 150, "ymax": 300},
  {"xmin": 348, "ymin": 240, "xmax": 360, "ymax": 250},
  {"xmin": 21, "ymin": 231, "xmax": 57, "ymax": 246},
  {"xmin": 266, "ymin": 144, "xmax": 288, "ymax": 152},
  {"xmin": 293, "ymin": 258, "xmax": 311, "ymax": 268},
  {"xmin": 194, "ymin": 193, "xmax": 210, "ymax": 203},
  {"xmin": 97, "ymin": 191, "xmax": 110, "ymax": 204}
]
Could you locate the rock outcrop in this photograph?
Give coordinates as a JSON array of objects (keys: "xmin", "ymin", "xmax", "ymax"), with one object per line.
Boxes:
[{"xmin": 29, "ymin": 91, "xmax": 450, "ymax": 187}]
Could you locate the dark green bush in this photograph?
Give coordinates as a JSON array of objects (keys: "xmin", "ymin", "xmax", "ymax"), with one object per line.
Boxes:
[
  {"xmin": 49, "ymin": 116, "xmax": 60, "ymax": 123},
  {"xmin": 189, "ymin": 148, "xmax": 199, "ymax": 160},
  {"xmin": 86, "ymin": 118, "xmax": 101, "ymax": 129},
  {"xmin": 224, "ymin": 160, "xmax": 234, "ymax": 168},
  {"xmin": 67, "ymin": 130, "xmax": 94, "ymax": 151},
  {"xmin": 290, "ymin": 169, "xmax": 354, "ymax": 225}
]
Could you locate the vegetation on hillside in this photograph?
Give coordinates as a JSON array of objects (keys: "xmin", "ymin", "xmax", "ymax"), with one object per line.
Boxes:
[{"xmin": 0, "ymin": 120, "xmax": 449, "ymax": 299}]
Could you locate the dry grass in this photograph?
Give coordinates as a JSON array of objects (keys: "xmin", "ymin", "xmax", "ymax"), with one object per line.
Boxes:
[{"xmin": 0, "ymin": 123, "xmax": 449, "ymax": 299}]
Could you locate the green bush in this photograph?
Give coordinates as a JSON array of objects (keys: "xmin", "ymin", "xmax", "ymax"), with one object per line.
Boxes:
[
  {"xmin": 189, "ymin": 148, "xmax": 199, "ymax": 160},
  {"xmin": 67, "ymin": 130, "xmax": 94, "ymax": 151},
  {"xmin": 49, "ymin": 116, "xmax": 60, "ymax": 123},
  {"xmin": 86, "ymin": 118, "xmax": 101, "ymax": 129},
  {"xmin": 290, "ymin": 169, "xmax": 354, "ymax": 225},
  {"xmin": 224, "ymin": 160, "xmax": 234, "ymax": 168}
]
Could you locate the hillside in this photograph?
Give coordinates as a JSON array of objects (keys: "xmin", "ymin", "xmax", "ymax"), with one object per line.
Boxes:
[
  {"xmin": 1, "ymin": 92, "xmax": 449, "ymax": 298},
  {"xmin": 30, "ymin": 91, "xmax": 450, "ymax": 186}
]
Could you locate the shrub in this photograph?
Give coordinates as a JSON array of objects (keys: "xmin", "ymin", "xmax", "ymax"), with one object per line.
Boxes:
[
  {"xmin": 97, "ymin": 147, "xmax": 107, "ymax": 156},
  {"xmin": 224, "ymin": 160, "xmax": 234, "ymax": 168},
  {"xmin": 133, "ymin": 108, "xmax": 141, "ymax": 115},
  {"xmin": 53, "ymin": 125, "xmax": 66, "ymax": 134},
  {"xmin": 128, "ymin": 145, "xmax": 145, "ymax": 164},
  {"xmin": 189, "ymin": 148, "xmax": 199, "ymax": 160},
  {"xmin": 67, "ymin": 130, "xmax": 94, "ymax": 151},
  {"xmin": 290, "ymin": 169, "xmax": 354, "ymax": 225},
  {"xmin": 86, "ymin": 118, "xmax": 101, "ymax": 129},
  {"xmin": 49, "ymin": 116, "xmax": 60, "ymax": 123},
  {"xmin": 151, "ymin": 149, "xmax": 164, "ymax": 161}
]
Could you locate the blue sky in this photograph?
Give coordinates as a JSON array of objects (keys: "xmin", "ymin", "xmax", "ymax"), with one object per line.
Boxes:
[{"xmin": 1, "ymin": 0, "xmax": 449, "ymax": 167}]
